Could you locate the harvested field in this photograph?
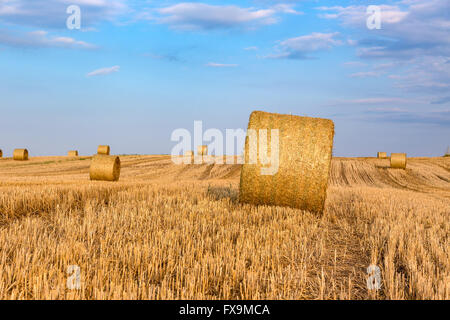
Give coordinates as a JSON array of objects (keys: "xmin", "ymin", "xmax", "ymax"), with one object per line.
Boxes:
[{"xmin": 0, "ymin": 155, "xmax": 448, "ymax": 299}]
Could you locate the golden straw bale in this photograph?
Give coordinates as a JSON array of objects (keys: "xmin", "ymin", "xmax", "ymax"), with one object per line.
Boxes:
[
  {"xmin": 377, "ymin": 152, "xmax": 388, "ymax": 159},
  {"xmin": 68, "ymin": 150, "xmax": 79, "ymax": 157},
  {"xmin": 13, "ymin": 149, "xmax": 29, "ymax": 161},
  {"xmin": 239, "ymin": 111, "xmax": 334, "ymax": 214},
  {"xmin": 89, "ymin": 155, "xmax": 121, "ymax": 181},
  {"xmin": 390, "ymin": 153, "xmax": 407, "ymax": 169},
  {"xmin": 184, "ymin": 151, "xmax": 194, "ymax": 164},
  {"xmin": 197, "ymin": 145, "xmax": 208, "ymax": 156},
  {"xmin": 97, "ymin": 145, "xmax": 110, "ymax": 155}
]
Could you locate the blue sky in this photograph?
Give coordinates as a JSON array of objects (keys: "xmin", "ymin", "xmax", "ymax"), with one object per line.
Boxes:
[{"xmin": 0, "ymin": 0, "xmax": 449, "ymax": 157}]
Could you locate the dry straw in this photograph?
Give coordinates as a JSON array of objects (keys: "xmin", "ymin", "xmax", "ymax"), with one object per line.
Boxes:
[
  {"xmin": 97, "ymin": 145, "xmax": 110, "ymax": 155},
  {"xmin": 184, "ymin": 151, "xmax": 195, "ymax": 164},
  {"xmin": 239, "ymin": 111, "xmax": 335, "ymax": 214},
  {"xmin": 89, "ymin": 155, "xmax": 121, "ymax": 181},
  {"xmin": 377, "ymin": 152, "xmax": 388, "ymax": 159},
  {"xmin": 13, "ymin": 149, "xmax": 29, "ymax": 161},
  {"xmin": 197, "ymin": 145, "xmax": 208, "ymax": 156},
  {"xmin": 68, "ymin": 151, "xmax": 79, "ymax": 157},
  {"xmin": 390, "ymin": 153, "xmax": 407, "ymax": 169}
]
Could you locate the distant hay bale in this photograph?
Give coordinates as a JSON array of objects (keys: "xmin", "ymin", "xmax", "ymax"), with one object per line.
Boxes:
[
  {"xmin": 184, "ymin": 151, "xmax": 194, "ymax": 164},
  {"xmin": 13, "ymin": 149, "xmax": 29, "ymax": 161},
  {"xmin": 377, "ymin": 152, "xmax": 388, "ymax": 159},
  {"xmin": 390, "ymin": 153, "xmax": 407, "ymax": 169},
  {"xmin": 97, "ymin": 145, "xmax": 110, "ymax": 155},
  {"xmin": 239, "ymin": 111, "xmax": 334, "ymax": 214},
  {"xmin": 89, "ymin": 155, "xmax": 121, "ymax": 181},
  {"xmin": 197, "ymin": 145, "xmax": 208, "ymax": 156},
  {"xmin": 68, "ymin": 150, "xmax": 79, "ymax": 157},
  {"xmin": 0, "ymin": 149, "xmax": 2, "ymax": 158}
]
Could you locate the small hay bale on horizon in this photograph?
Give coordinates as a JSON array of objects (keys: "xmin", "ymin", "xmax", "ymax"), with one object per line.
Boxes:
[
  {"xmin": 197, "ymin": 145, "xmax": 208, "ymax": 156},
  {"xmin": 97, "ymin": 145, "xmax": 110, "ymax": 155},
  {"xmin": 239, "ymin": 111, "xmax": 334, "ymax": 214},
  {"xmin": 89, "ymin": 155, "xmax": 121, "ymax": 181},
  {"xmin": 377, "ymin": 152, "xmax": 388, "ymax": 159},
  {"xmin": 0, "ymin": 149, "xmax": 2, "ymax": 158},
  {"xmin": 184, "ymin": 150, "xmax": 194, "ymax": 164},
  {"xmin": 68, "ymin": 150, "xmax": 79, "ymax": 157},
  {"xmin": 390, "ymin": 153, "xmax": 407, "ymax": 169},
  {"xmin": 13, "ymin": 149, "xmax": 29, "ymax": 161}
]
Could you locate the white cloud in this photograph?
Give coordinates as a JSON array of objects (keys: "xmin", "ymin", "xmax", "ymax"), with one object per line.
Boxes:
[
  {"xmin": 87, "ymin": 65, "xmax": 120, "ymax": 77},
  {"xmin": 344, "ymin": 98, "xmax": 414, "ymax": 104},
  {"xmin": 152, "ymin": 2, "xmax": 300, "ymax": 30},
  {"xmin": 343, "ymin": 61, "xmax": 367, "ymax": 67},
  {"xmin": 349, "ymin": 71, "xmax": 382, "ymax": 78},
  {"xmin": 0, "ymin": 29, "xmax": 96, "ymax": 49},
  {"xmin": 317, "ymin": 0, "xmax": 450, "ymax": 98},
  {"xmin": 316, "ymin": 5, "xmax": 408, "ymax": 26},
  {"xmin": 269, "ymin": 32, "xmax": 342, "ymax": 59},
  {"xmin": 0, "ymin": 0, "xmax": 128, "ymax": 28},
  {"xmin": 205, "ymin": 62, "xmax": 238, "ymax": 68}
]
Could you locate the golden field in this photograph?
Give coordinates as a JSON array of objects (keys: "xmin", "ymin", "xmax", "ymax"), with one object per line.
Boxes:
[{"xmin": 0, "ymin": 155, "xmax": 448, "ymax": 299}]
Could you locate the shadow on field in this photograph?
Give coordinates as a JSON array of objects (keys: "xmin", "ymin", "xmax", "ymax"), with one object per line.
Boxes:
[{"xmin": 207, "ymin": 185, "xmax": 239, "ymax": 204}]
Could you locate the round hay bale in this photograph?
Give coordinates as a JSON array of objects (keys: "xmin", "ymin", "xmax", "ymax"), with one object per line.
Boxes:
[
  {"xmin": 89, "ymin": 155, "xmax": 121, "ymax": 181},
  {"xmin": 390, "ymin": 153, "xmax": 407, "ymax": 169},
  {"xmin": 13, "ymin": 149, "xmax": 29, "ymax": 161},
  {"xmin": 377, "ymin": 152, "xmax": 387, "ymax": 159},
  {"xmin": 0, "ymin": 149, "xmax": 2, "ymax": 158},
  {"xmin": 68, "ymin": 150, "xmax": 79, "ymax": 157},
  {"xmin": 197, "ymin": 145, "xmax": 208, "ymax": 156},
  {"xmin": 184, "ymin": 151, "xmax": 194, "ymax": 164},
  {"xmin": 239, "ymin": 111, "xmax": 335, "ymax": 214},
  {"xmin": 97, "ymin": 145, "xmax": 110, "ymax": 155}
]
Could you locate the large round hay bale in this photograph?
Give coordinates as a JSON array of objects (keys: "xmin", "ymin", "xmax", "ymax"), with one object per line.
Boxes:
[
  {"xmin": 97, "ymin": 145, "xmax": 110, "ymax": 155},
  {"xmin": 390, "ymin": 153, "xmax": 407, "ymax": 169},
  {"xmin": 13, "ymin": 149, "xmax": 29, "ymax": 161},
  {"xmin": 89, "ymin": 155, "xmax": 121, "ymax": 181},
  {"xmin": 68, "ymin": 150, "xmax": 79, "ymax": 157},
  {"xmin": 239, "ymin": 111, "xmax": 334, "ymax": 214},
  {"xmin": 197, "ymin": 145, "xmax": 208, "ymax": 156},
  {"xmin": 377, "ymin": 152, "xmax": 387, "ymax": 159}
]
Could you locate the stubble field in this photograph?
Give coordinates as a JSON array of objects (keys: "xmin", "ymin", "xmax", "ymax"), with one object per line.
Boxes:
[{"xmin": 0, "ymin": 155, "xmax": 448, "ymax": 299}]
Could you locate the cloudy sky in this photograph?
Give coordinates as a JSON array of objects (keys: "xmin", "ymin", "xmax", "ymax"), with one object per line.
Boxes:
[{"xmin": 0, "ymin": 0, "xmax": 449, "ymax": 156}]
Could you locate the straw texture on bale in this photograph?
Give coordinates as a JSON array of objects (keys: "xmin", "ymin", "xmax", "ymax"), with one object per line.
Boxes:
[
  {"xmin": 390, "ymin": 153, "xmax": 407, "ymax": 169},
  {"xmin": 89, "ymin": 155, "xmax": 121, "ymax": 181},
  {"xmin": 197, "ymin": 145, "xmax": 208, "ymax": 156},
  {"xmin": 13, "ymin": 149, "xmax": 29, "ymax": 161},
  {"xmin": 97, "ymin": 145, "xmax": 110, "ymax": 155},
  {"xmin": 239, "ymin": 111, "xmax": 334, "ymax": 214},
  {"xmin": 68, "ymin": 150, "xmax": 79, "ymax": 157},
  {"xmin": 377, "ymin": 152, "xmax": 388, "ymax": 159}
]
